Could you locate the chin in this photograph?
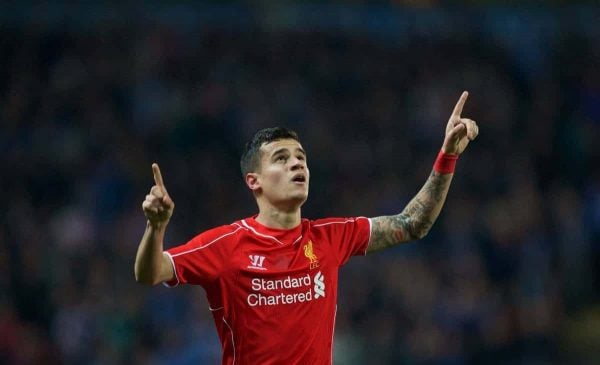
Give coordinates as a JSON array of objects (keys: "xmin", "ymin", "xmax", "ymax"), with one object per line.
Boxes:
[{"xmin": 289, "ymin": 192, "xmax": 308, "ymax": 206}]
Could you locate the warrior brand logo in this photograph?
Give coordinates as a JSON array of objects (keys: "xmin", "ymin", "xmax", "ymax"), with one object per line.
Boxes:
[
  {"xmin": 303, "ymin": 240, "xmax": 319, "ymax": 269},
  {"xmin": 313, "ymin": 271, "xmax": 325, "ymax": 298},
  {"xmin": 248, "ymin": 255, "xmax": 267, "ymax": 270},
  {"xmin": 246, "ymin": 271, "xmax": 326, "ymax": 307}
]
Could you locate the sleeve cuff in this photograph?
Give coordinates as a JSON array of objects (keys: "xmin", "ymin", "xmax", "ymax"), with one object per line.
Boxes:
[
  {"xmin": 364, "ymin": 217, "xmax": 372, "ymax": 256},
  {"xmin": 162, "ymin": 252, "xmax": 180, "ymax": 288}
]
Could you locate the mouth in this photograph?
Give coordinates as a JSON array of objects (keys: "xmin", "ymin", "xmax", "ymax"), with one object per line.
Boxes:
[{"xmin": 291, "ymin": 174, "xmax": 307, "ymax": 184}]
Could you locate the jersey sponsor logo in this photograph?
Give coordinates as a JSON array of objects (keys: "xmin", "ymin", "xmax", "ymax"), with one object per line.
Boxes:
[
  {"xmin": 246, "ymin": 271, "xmax": 326, "ymax": 307},
  {"xmin": 248, "ymin": 255, "xmax": 267, "ymax": 270},
  {"xmin": 313, "ymin": 271, "xmax": 325, "ymax": 298},
  {"xmin": 303, "ymin": 240, "xmax": 319, "ymax": 269}
]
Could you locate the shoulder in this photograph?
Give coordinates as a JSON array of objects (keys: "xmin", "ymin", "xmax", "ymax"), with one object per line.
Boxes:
[
  {"xmin": 191, "ymin": 221, "xmax": 247, "ymax": 246},
  {"xmin": 309, "ymin": 217, "xmax": 370, "ymax": 228}
]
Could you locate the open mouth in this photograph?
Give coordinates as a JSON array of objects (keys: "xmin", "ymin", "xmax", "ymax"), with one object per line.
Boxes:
[{"xmin": 292, "ymin": 174, "xmax": 306, "ymax": 183}]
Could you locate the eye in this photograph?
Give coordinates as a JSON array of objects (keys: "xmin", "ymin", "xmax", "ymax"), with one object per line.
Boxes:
[
  {"xmin": 297, "ymin": 155, "xmax": 305, "ymax": 161},
  {"xmin": 276, "ymin": 155, "xmax": 287, "ymax": 162}
]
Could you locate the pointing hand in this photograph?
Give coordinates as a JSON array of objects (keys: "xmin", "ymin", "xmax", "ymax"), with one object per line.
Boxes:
[
  {"xmin": 442, "ymin": 91, "xmax": 479, "ymax": 155},
  {"xmin": 142, "ymin": 163, "xmax": 175, "ymax": 227}
]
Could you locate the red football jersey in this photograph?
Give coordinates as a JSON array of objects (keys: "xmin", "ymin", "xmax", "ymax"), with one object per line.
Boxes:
[{"xmin": 164, "ymin": 216, "xmax": 371, "ymax": 365}]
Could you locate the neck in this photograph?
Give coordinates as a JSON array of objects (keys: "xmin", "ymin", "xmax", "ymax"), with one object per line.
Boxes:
[{"xmin": 255, "ymin": 204, "xmax": 302, "ymax": 229}]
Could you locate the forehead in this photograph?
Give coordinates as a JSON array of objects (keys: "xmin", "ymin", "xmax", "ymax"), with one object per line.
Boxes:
[{"xmin": 260, "ymin": 139, "xmax": 305, "ymax": 156}]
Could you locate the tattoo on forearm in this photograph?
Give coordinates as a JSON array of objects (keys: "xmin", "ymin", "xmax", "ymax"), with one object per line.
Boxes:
[{"xmin": 368, "ymin": 171, "xmax": 452, "ymax": 253}]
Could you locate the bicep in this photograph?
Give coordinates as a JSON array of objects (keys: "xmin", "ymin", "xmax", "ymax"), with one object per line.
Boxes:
[{"xmin": 367, "ymin": 215, "xmax": 413, "ymax": 253}]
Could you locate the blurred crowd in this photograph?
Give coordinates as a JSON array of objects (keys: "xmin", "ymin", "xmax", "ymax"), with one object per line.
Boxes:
[{"xmin": 1, "ymin": 3, "xmax": 599, "ymax": 365}]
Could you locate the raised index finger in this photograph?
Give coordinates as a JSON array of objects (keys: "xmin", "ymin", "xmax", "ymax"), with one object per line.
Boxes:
[
  {"xmin": 452, "ymin": 91, "xmax": 469, "ymax": 118},
  {"xmin": 152, "ymin": 163, "xmax": 166, "ymax": 190}
]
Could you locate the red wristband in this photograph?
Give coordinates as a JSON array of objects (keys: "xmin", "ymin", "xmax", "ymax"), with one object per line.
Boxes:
[{"xmin": 433, "ymin": 150, "xmax": 458, "ymax": 174}]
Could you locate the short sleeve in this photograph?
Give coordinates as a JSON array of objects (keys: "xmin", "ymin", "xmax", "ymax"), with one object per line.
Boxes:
[
  {"xmin": 313, "ymin": 217, "xmax": 372, "ymax": 266},
  {"xmin": 164, "ymin": 225, "xmax": 239, "ymax": 287}
]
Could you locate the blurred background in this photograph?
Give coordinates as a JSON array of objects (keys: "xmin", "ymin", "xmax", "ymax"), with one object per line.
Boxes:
[{"xmin": 1, "ymin": 1, "xmax": 599, "ymax": 364}]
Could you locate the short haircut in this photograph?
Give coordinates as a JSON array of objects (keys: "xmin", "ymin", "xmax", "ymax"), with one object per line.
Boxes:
[{"xmin": 240, "ymin": 127, "xmax": 300, "ymax": 177}]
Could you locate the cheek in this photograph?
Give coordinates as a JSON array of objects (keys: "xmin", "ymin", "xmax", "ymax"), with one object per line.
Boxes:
[{"xmin": 263, "ymin": 169, "xmax": 284, "ymax": 186}]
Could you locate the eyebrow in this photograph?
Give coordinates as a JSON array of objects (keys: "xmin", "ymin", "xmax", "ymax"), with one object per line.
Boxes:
[{"xmin": 271, "ymin": 147, "xmax": 306, "ymax": 157}]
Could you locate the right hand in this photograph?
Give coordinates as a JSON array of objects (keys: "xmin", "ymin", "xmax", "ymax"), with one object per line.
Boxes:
[{"xmin": 142, "ymin": 163, "xmax": 175, "ymax": 227}]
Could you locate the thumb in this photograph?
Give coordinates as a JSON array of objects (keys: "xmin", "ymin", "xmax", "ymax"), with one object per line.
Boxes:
[
  {"xmin": 448, "ymin": 122, "xmax": 467, "ymax": 140},
  {"xmin": 162, "ymin": 194, "xmax": 174, "ymax": 207}
]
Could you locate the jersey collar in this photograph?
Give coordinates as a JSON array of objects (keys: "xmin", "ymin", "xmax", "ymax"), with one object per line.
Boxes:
[{"xmin": 241, "ymin": 216, "xmax": 304, "ymax": 245}]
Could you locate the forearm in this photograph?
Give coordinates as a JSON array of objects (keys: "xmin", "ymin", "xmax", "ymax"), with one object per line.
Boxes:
[
  {"xmin": 135, "ymin": 221, "xmax": 170, "ymax": 285},
  {"xmin": 368, "ymin": 170, "xmax": 453, "ymax": 253},
  {"xmin": 366, "ymin": 91, "xmax": 477, "ymax": 253}
]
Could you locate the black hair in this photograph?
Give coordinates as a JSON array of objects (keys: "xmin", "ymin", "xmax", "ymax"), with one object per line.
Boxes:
[{"xmin": 240, "ymin": 127, "xmax": 300, "ymax": 177}]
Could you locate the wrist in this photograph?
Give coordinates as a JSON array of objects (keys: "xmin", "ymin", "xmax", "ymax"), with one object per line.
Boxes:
[
  {"xmin": 441, "ymin": 141, "xmax": 459, "ymax": 154},
  {"xmin": 433, "ymin": 149, "xmax": 458, "ymax": 174},
  {"xmin": 147, "ymin": 219, "xmax": 169, "ymax": 231}
]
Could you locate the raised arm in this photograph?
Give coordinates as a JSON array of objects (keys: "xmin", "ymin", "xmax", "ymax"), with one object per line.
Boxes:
[
  {"xmin": 134, "ymin": 163, "xmax": 176, "ymax": 285},
  {"xmin": 368, "ymin": 91, "xmax": 479, "ymax": 253}
]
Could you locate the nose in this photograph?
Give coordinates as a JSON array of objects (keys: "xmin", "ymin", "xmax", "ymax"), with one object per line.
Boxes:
[{"xmin": 290, "ymin": 157, "xmax": 305, "ymax": 170}]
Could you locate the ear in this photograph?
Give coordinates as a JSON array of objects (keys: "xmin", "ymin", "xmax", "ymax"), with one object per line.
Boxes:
[{"xmin": 245, "ymin": 172, "xmax": 261, "ymax": 192}]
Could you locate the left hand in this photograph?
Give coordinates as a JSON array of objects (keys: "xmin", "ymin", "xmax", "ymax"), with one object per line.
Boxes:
[{"xmin": 441, "ymin": 91, "xmax": 479, "ymax": 155}]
